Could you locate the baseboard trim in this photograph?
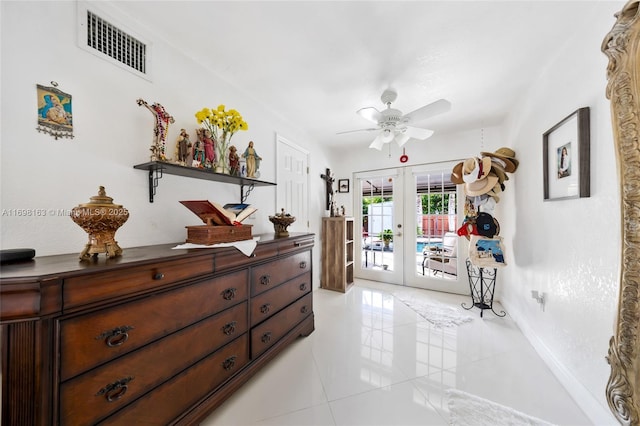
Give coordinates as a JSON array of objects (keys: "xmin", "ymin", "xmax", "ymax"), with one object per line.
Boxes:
[{"xmin": 503, "ymin": 300, "xmax": 616, "ymax": 426}]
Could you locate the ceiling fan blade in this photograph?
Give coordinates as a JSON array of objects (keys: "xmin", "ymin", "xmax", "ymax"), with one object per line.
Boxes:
[
  {"xmin": 403, "ymin": 99, "xmax": 451, "ymax": 123},
  {"xmin": 368, "ymin": 133, "xmax": 386, "ymax": 150},
  {"xmin": 395, "ymin": 133, "xmax": 411, "ymax": 147},
  {"xmin": 357, "ymin": 107, "xmax": 382, "ymax": 123},
  {"xmin": 404, "ymin": 126, "xmax": 434, "ymax": 140},
  {"xmin": 336, "ymin": 128, "xmax": 379, "ymax": 135}
]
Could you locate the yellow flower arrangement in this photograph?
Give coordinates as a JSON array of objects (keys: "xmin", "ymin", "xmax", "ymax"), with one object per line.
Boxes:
[{"xmin": 195, "ymin": 105, "xmax": 248, "ymax": 172}]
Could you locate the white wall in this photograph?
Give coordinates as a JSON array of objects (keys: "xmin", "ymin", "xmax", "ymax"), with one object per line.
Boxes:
[
  {"xmin": 0, "ymin": 1, "xmax": 331, "ymax": 286},
  {"xmin": 499, "ymin": 2, "xmax": 622, "ymax": 423}
]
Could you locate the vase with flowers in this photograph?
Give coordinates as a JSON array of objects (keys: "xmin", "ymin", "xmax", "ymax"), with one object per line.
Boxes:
[{"xmin": 195, "ymin": 105, "xmax": 248, "ymax": 173}]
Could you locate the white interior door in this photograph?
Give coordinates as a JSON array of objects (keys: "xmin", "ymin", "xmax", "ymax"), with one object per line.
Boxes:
[
  {"xmin": 354, "ymin": 169, "xmax": 404, "ymax": 285},
  {"xmin": 276, "ymin": 134, "xmax": 309, "ymax": 232}
]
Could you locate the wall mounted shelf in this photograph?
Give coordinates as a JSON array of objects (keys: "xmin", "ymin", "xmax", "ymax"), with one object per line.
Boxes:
[{"xmin": 134, "ymin": 161, "xmax": 276, "ymax": 203}]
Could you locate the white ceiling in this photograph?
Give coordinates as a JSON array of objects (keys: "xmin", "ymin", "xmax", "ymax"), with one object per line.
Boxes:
[{"xmin": 112, "ymin": 1, "xmax": 615, "ymax": 149}]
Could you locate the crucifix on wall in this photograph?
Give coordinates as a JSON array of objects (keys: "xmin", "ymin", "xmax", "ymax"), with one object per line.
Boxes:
[{"xmin": 320, "ymin": 168, "xmax": 334, "ymax": 210}]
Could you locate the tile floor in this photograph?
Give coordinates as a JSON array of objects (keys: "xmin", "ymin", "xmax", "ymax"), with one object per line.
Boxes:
[{"xmin": 201, "ymin": 279, "xmax": 591, "ymax": 426}]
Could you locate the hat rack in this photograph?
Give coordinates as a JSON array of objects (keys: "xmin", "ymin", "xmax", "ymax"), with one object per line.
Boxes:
[{"xmin": 451, "ymin": 146, "xmax": 519, "ymax": 317}]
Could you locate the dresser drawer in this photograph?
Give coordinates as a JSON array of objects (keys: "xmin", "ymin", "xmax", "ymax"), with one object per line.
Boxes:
[
  {"xmin": 59, "ymin": 269, "xmax": 248, "ymax": 381},
  {"xmin": 251, "ymin": 292, "xmax": 312, "ymax": 358},
  {"xmin": 251, "ymin": 251, "xmax": 310, "ymax": 296},
  {"xmin": 250, "ymin": 272, "xmax": 311, "ymax": 326},
  {"xmin": 278, "ymin": 236, "xmax": 315, "ymax": 255},
  {"xmin": 215, "ymin": 241, "xmax": 279, "ymax": 272},
  {"xmin": 60, "ymin": 302, "xmax": 247, "ymax": 426},
  {"xmin": 98, "ymin": 335, "xmax": 249, "ymax": 426},
  {"xmin": 64, "ymin": 256, "xmax": 214, "ymax": 309}
]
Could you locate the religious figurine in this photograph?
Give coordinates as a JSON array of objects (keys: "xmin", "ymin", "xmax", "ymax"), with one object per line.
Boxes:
[
  {"xmin": 320, "ymin": 168, "xmax": 335, "ymax": 210},
  {"xmin": 176, "ymin": 129, "xmax": 192, "ymax": 165},
  {"xmin": 202, "ymin": 129, "xmax": 216, "ymax": 164},
  {"xmin": 229, "ymin": 145, "xmax": 240, "ymax": 176},
  {"xmin": 136, "ymin": 98, "xmax": 174, "ymax": 161},
  {"xmin": 192, "ymin": 131, "xmax": 205, "ymax": 167},
  {"xmin": 242, "ymin": 141, "xmax": 262, "ymax": 178}
]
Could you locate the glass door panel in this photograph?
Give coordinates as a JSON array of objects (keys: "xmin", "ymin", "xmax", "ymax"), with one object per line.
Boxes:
[
  {"xmin": 403, "ymin": 164, "xmax": 467, "ymax": 294},
  {"xmin": 354, "ymin": 170, "xmax": 403, "ymax": 285}
]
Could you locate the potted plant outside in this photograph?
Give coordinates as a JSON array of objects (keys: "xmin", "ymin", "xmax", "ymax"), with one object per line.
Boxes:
[{"xmin": 379, "ymin": 229, "xmax": 393, "ymax": 249}]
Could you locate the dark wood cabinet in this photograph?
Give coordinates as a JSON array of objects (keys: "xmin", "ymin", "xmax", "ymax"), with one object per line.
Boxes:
[{"xmin": 0, "ymin": 233, "xmax": 314, "ymax": 425}]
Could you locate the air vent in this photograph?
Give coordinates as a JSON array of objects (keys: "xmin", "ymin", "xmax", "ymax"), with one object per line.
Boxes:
[
  {"xmin": 86, "ymin": 11, "xmax": 146, "ymax": 74},
  {"xmin": 77, "ymin": 3, "xmax": 152, "ymax": 80}
]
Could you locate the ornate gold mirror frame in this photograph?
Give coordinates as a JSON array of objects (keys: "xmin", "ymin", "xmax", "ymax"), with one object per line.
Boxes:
[{"xmin": 602, "ymin": 1, "xmax": 640, "ymax": 424}]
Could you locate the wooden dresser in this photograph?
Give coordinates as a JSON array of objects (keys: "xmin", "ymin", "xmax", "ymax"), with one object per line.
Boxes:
[{"xmin": 0, "ymin": 233, "xmax": 315, "ymax": 425}]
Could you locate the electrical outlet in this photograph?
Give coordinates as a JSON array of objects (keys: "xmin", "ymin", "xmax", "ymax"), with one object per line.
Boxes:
[{"xmin": 531, "ymin": 290, "xmax": 546, "ymax": 311}]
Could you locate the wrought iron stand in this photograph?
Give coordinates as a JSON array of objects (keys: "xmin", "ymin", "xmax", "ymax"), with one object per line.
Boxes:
[{"xmin": 462, "ymin": 259, "xmax": 506, "ymax": 318}]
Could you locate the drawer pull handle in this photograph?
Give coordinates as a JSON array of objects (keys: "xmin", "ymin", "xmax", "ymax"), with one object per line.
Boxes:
[
  {"xmin": 153, "ymin": 272, "xmax": 164, "ymax": 280},
  {"xmin": 299, "ymin": 283, "xmax": 307, "ymax": 291},
  {"xmin": 260, "ymin": 303, "xmax": 271, "ymax": 314},
  {"xmin": 221, "ymin": 287, "xmax": 237, "ymax": 300},
  {"xmin": 222, "ymin": 321, "xmax": 237, "ymax": 335},
  {"xmin": 96, "ymin": 376, "xmax": 133, "ymax": 402},
  {"xmin": 96, "ymin": 326, "xmax": 134, "ymax": 347},
  {"xmin": 301, "ymin": 305, "xmax": 309, "ymax": 314},
  {"xmin": 260, "ymin": 275, "xmax": 271, "ymax": 286},
  {"xmin": 261, "ymin": 332, "xmax": 272, "ymax": 343},
  {"xmin": 299, "ymin": 261, "xmax": 307, "ymax": 269},
  {"xmin": 222, "ymin": 355, "xmax": 237, "ymax": 371}
]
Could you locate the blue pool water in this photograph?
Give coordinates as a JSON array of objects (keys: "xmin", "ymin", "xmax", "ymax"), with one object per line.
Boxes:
[{"xmin": 416, "ymin": 241, "xmax": 443, "ymax": 253}]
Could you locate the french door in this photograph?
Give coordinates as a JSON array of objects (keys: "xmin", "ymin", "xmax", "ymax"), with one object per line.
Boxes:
[
  {"xmin": 354, "ymin": 163, "xmax": 468, "ymax": 294},
  {"xmin": 354, "ymin": 169, "xmax": 404, "ymax": 285}
]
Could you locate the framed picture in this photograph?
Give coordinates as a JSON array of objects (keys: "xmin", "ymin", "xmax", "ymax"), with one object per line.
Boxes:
[
  {"xmin": 543, "ymin": 107, "xmax": 590, "ymax": 201},
  {"xmin": 338, "ymin": 179, "xmax": 350, "ymax": 193},
  {"xmin": 36, "ymin": 83, "xmax": 74, "ymax": 140}
]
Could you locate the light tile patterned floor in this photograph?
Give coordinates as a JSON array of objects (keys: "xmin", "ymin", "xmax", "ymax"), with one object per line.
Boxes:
[{"xmin": 201, "ymin": 280, "xmax": 591, "ymax": 426}]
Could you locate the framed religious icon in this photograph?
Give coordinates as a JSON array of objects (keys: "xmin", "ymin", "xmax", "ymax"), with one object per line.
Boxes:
[
  {"xmin": 338, "ymin": 179, "xmax": 350, "ymax": 193},
  {"xmin": 36, "ymin": 83, "xmax": 74, "ymax": 139},
  {"xmin": 542, "ymin": 107, "xmax": 590, "ymax": 201}
]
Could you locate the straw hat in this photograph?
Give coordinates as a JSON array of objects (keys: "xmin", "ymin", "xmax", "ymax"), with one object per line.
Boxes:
[
  {"xmin": 488, "ymin": 161, "xmax": 508, "ymax": 184},
  {"xmin": 464, "ymin": 174, "xmax": 499, "ymax": 196},
  {"xmin": 462, "ymin": 157, "xmax": 492, "ymax": 183},
  {"xmin": 451, "ymin": 161, "xmax": 464, "ymax": 184},
  {"xmin": 480, "ymin": 147, "xmax": 519, "ymax": 173}
]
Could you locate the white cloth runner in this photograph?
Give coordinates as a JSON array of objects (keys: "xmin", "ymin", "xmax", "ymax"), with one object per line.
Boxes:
[
  {"xmin": 447, "ymin": 389, "xmax": 556, "ymax": 426},
  {"xmin": 172, "ymin": 236, "xmax": 260, "ymax": 257},
  {"xmin": 393, "ymin": 291, "xmax": 474, "ymax": 328}
]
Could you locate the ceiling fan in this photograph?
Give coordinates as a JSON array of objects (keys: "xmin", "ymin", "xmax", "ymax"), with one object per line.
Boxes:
[{"xmin": 340, "ymin": 89, "xmax": 451, "ymax": 150}]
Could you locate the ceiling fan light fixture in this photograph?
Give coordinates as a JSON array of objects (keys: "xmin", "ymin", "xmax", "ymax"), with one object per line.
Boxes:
[{"xmin": 382, "ymin": 128, "xmax": 394, "ymax": 143}]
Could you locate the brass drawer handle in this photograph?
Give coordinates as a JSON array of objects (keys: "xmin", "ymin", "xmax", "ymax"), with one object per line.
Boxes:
[
  {"xmin": 95, "ymin": 326, "xmax": 134, "ymax": 347},
  {"xmin": 221, "ymin": 287, "xmax": 237, "ymax": 300},
  {"xmin": 299, "ymin": 283, "xmax": 307, "ymax": 291},
  {"xmin": 222, "ymin": 355, "xmax": 237, "ymax": 371},
  {"xmin": 153, "ymin": 272, "xmax": 164, "ymax": 280},
  {"xmin": 261, "ymin": 332, "xmax": 272, "ymax": 343},
  {"xmin": 260, "ymin": 303, "xmax": 271, "ymax": 314},
  {"xmin": 222, "ymin": 321, "xmax": 237, "ymax": 335},
  {"xmin": 300, "ymin": 305, "xmax": 309, "ymax": 314},
  {"xmin": 260, "ymin": 275, "xmax": 271, "ymax": 286},
  {"xmin": 96, "ymin": 376, "xmax": 133, "ymax": 402},
  {"xmin": 299, "ymin": 261, "xmax": 307, "ymax": 269}
]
